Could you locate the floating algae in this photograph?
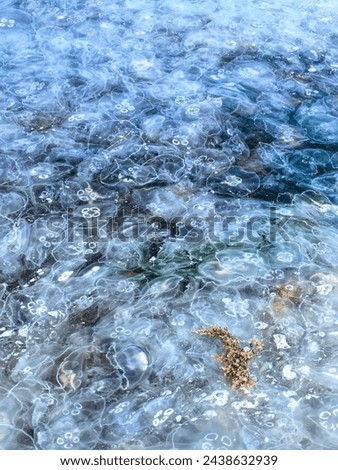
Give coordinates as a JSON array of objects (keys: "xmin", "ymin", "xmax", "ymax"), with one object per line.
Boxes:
[{"xmin": 195, "ymin": 326, "xmax": 263, "ymax": 390}]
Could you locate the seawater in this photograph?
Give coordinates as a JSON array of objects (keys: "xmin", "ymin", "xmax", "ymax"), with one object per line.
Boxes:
[{"xmin": 0, "ymin": 0, "xmax": 338, "ymax": 450}]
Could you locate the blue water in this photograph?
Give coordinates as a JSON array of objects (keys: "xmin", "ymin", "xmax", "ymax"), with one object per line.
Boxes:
[{"xmin": 1, "ymin": 0, "xmax": 338, "ymax": 450}]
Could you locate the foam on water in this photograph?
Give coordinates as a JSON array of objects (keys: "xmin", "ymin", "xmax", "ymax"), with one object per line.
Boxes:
[{"xmin": 1, "ymin": 0, "xmax": 338, "ymax": 450}]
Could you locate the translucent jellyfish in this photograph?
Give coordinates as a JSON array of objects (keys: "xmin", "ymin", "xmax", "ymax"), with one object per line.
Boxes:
[
  {"xmin": 34, "ymin": 388, "xmax": 105, "ymax": 450},
  {"xmin": 102, "ymin": 400, "xmax": 138, "ymax": 438},
  {"xmin": 287, "ymin": 149, "xmax": 332, "ymax": 177},
  {"xmin": 207, "ymin": 167, "xmax": 260, "ymax": 197},
  {"xmin": 0, "ymin": 8, "xmax": 33, "ymax": 50},
  {"xmin": 331, "ymin": 152, "xmax": 338, "ymax": 169},
  {"xmin": 300, "ymin": 115, "xmax": 338, "ymax": 144},
  {"xmin": 113, "ymin": 163, "xmax": 158, "ymax": 187},
  {"xmin": 0, "ymin": 252, "xmax": 24, "ymax": 283},
  {"xmin": 113, "ymin": 345, "xmax": 152, "ymax": 389},
  {"xmin": 311, "ymin": 172, "xmax": 338, "ymax": 203},
  {"xmin": 260, "ymin": 242, "xmax": 304, "ymax": 268},
  {"xmin": 87, "ymin": 376, "xmax": 122, "ymax": 397},
  {"xmin": 56, "ymin": 351, "xmax": 88, "ymax": 392},
  {"xmin": 198, "ymin": 251, "xmax": 263, "ymax": 286},
  {"xmin": 171, "ymin": 413, "xmax": 239, "ymax": 450},
  {"xmin": 36, "ymin": 414, "xmax": 99, "ymax": 450},
  {"xmin": 36, "ymin": 26, "xmax": 74, "ymax": 55},
  {"xmin": 143, "ymin": 153, "xmax": 185, "ymax": 184},
  {"xmin": 0, "ymin": 155, "xmax": 29, "ymax": 187},
  {"xmin": 142, "ymin": 115, "xmax": 166, "ymax": 141},
  {"xmin": 129, "ymin": 53, "xmax": 161, "ymax": 81},
  {"xmin": 0, "ymin": 191, "xmax": 27, "ymax": 215},
  {"xmin": 293, "ymin": 395, "xmax": 338, "ymax": 449},
  {"xmin": 210, "ymin": 84, "xmax": 257, "ymax": 116},
  {"xmin": 256, "ymin": 91, "xmax": 295, "ymax": 119},
  {"xmin": 295, "ymin": 97, "xmax": 338, "ymax": 144},
  {"xmin": 227, "ymin": 60, "xmax": 276, "ymax": 92},
  {"xmin": 88, "ymin": 120, "xmax": 143, "ymax": 158}
]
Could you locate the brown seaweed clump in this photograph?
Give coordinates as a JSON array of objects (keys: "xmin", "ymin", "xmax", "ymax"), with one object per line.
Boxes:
[{"xmin": 195, "ymin": 326, "xmax": 263, "ymax": 390}]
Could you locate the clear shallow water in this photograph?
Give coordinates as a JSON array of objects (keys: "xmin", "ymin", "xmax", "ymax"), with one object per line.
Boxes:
[{"xmin": 1, "ymin": 0, "xmax": 338, "ymax": 450}]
